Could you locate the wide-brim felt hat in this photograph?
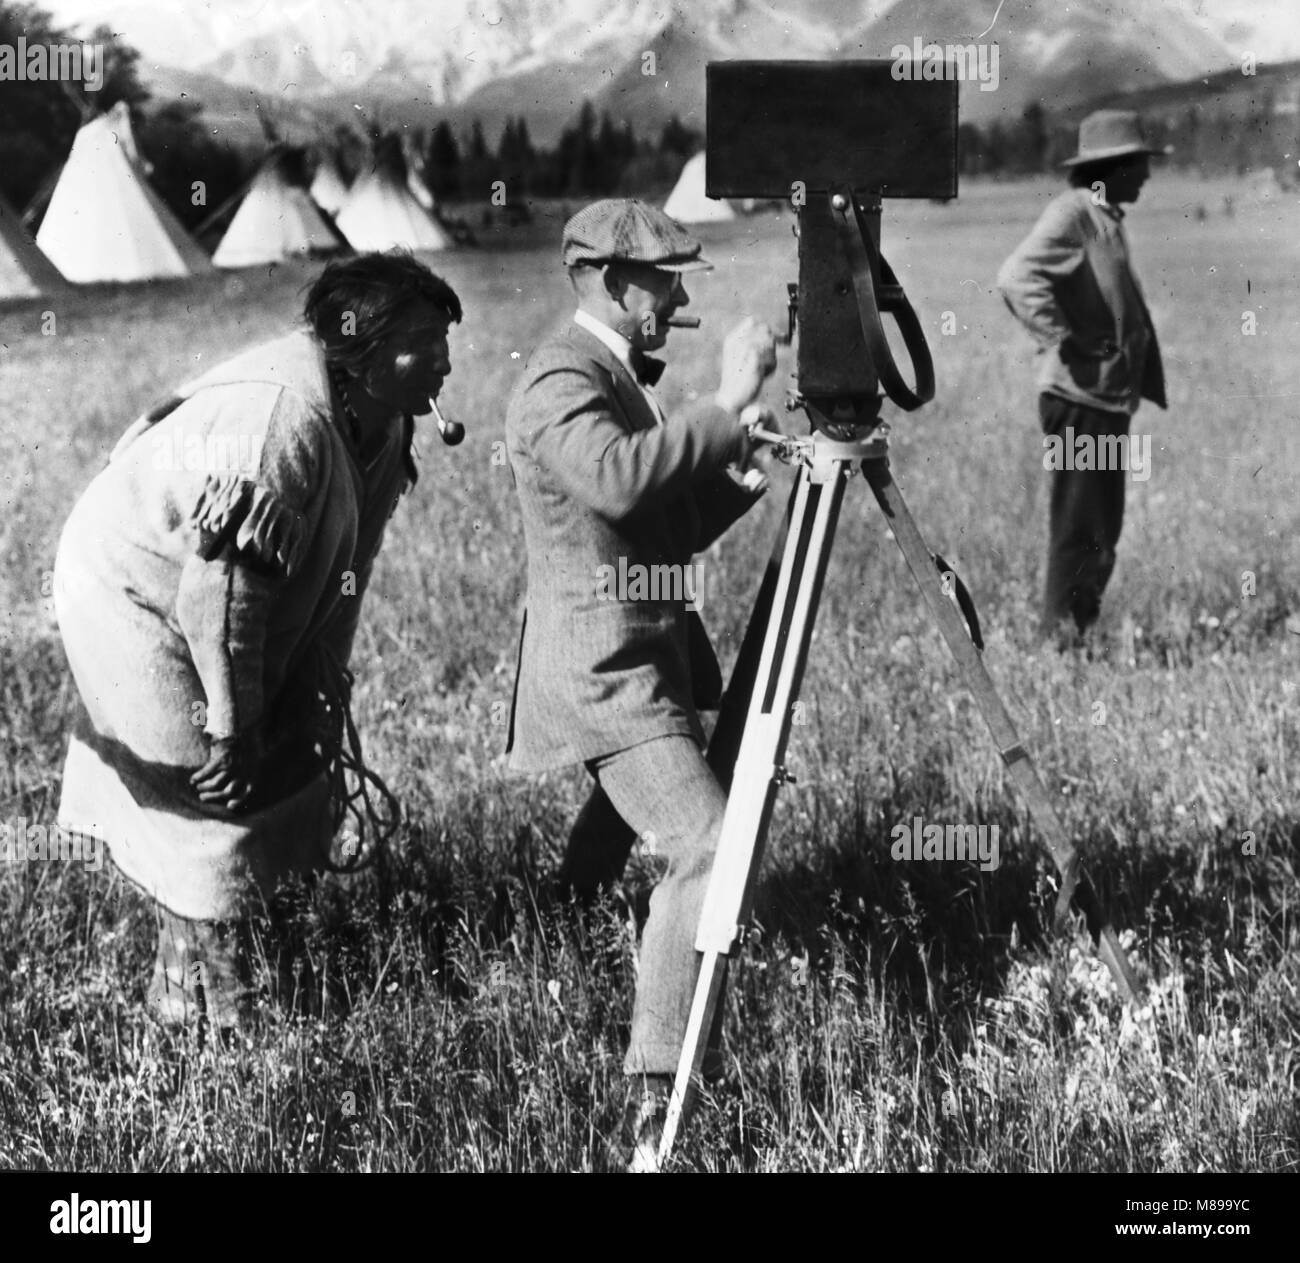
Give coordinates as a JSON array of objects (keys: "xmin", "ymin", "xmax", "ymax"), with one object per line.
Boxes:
[
  {"xmin": 561, "ymin": 198, "xmax": 713, "ymax": 272},
  {"xmin": 1061, "ymin": 109, "xmax": 1173, "ymax": 167}
]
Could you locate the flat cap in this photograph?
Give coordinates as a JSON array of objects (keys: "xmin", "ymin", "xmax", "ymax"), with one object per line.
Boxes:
[{"xmin": 561, "ymin": 198, "xmax": 713, "ymax": 272}]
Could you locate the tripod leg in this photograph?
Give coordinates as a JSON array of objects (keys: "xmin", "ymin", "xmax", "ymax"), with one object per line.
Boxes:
[
  {"xmin": 655, "ymin": 486, "xmax": 792, "ymax": 1169},
  {"xmin": 658, "ymin": 949, "xmax": 726, "ymax": 1164},
  {"xmin": 706, "ymin": 481, "xmax": 797, "ymax": 788},
  {"xmin": 862, "ymin": 457, "xmax": 1142, "ymax": 1001},
  {"xmin": 659, "ymin": 460, "xmax": 848, "ymax": 1167}
]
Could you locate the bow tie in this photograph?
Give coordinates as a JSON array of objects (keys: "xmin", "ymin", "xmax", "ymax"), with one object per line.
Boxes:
[{"xmin": 628, "ymin": 349, "xmax": 666, "ymax": 387}]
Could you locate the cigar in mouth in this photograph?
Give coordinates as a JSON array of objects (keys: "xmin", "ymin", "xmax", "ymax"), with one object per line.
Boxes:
[
  {"xmin": 664, "ymin": 315, "xmax": 701, "ymax": 328},
  {"xmin": 428, "ymin": 396, "xmax": 465, "ymax": 446}
]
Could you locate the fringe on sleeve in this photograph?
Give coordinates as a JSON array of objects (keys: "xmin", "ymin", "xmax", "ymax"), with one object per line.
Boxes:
[{"xmin": 190, "ymin": 473, "xmax": 306, "ymax": 578}]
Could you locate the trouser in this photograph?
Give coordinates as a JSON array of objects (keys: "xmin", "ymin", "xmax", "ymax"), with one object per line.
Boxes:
[
  {"xmin": 560, "ymin": 734, "xmax": 728, "ymax": 1077},
  {"xmin": 1040, "ymin": 393, "xmax": 1132, "ymax": 635}
]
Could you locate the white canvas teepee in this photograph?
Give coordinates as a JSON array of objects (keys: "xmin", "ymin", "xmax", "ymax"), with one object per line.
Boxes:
[
  {"xmin": 213, "ymin": 150, "xmax": 345, "ymax": 269},
  {"xmin": 400, "ymin": 134, "xmax": 437, "ymax": 212},
  {"xmin": 335, "ymin": 151, "xmax": 452, "ymax": 252},
  {"xmin": 406, "ymin": 167, "xmax": 435, "ymax": 213},
  {"xmin": 663, "ymin": 153, "xmax": 736, "ymax": 224},
  {"xmin": 309, "ymin": 155, "xmax": 350, "ymax": 216},
  {"xmin": 36, "ymin": 103, "xmax": 212, "ymax": 283},
  {"xmin": 1, "ymin": 193, "xmax": 67, "ymax": 302}
]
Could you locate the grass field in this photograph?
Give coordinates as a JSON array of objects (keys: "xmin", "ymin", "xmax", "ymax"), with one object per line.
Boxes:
[{"xmin": 1, "ymin": 174, "xmax": 1298, "ymax": 1171}]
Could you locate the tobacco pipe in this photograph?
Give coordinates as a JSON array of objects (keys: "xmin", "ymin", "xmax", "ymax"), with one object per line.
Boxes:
[{"xmin": 428, "ymin": 396, "xmax": 465, "ymax": 445}]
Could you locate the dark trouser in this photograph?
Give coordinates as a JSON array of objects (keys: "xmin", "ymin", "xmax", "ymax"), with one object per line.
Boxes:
[
  {"xmin": 560, "ymin": 734, "xmax": 728, "ymax": 1078},
  {"xmin": 1040, "ymin": 393, "xmax": 1132, "ymax": 636}
]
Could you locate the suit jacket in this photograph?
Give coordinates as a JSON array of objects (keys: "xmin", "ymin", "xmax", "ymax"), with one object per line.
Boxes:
[
  {"xmin": 504, "ymin": 321, "xmax": 764, "ymax": 772},
  {"xmin": 997, "ymin": 187, "xmax": 1166, "ymax": 415}
]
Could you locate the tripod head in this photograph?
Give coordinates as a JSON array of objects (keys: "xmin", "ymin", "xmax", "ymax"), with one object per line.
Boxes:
[{"xmin": 706, "ymin": 61, "xmax": 958, "ymax": 434}]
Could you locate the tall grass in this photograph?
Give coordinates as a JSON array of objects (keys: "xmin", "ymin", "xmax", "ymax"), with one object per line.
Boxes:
[{"xmin": 1, "ymin": 178, "xmax": 1297, "ymax": 1170}]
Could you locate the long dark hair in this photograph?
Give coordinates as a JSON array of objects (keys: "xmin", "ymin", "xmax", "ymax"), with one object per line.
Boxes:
[{"xmin": 303, "ymin": 251, "xmax": 462, "ymax": 375}]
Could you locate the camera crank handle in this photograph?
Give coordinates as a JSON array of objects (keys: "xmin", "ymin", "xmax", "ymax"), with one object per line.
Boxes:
[{"xmin": 740, "ymin": 404, "xmax": 790, "ymax": 449}]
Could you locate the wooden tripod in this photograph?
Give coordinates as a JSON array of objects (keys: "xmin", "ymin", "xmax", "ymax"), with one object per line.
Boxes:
[{"xmin": 655, "ymin": 411, "xmax": 1144, "ymax": 1168}]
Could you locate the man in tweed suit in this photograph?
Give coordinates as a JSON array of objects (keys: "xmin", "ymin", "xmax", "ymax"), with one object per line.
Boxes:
[
  {"xmin": 998, "ymin": 110, "xmax": 1168, "ymax": 644},
  {"xmin": 505, "ymin": 199, "xmax": 777, "ymax": 1167}
]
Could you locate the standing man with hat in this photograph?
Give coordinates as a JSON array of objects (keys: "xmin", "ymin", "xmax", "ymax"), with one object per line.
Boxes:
[
  {"xmin": 998, "ymin": 109, "xmax": 1170, "ymax": 645},
  {"xmin": 504, "ymin": 199, "xmax": 778, "ymax": 1168}
]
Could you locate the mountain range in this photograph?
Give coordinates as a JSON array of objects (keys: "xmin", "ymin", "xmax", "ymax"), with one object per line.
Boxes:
[{"xmin": 41, "ymin": 0, "xmax": 1300, "ymax": 148}]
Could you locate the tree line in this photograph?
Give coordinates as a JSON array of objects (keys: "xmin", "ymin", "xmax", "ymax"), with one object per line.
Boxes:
[
  {"xmin": 960, "ymin": 100, "xmax": 1298, "ymax": 178},
  {"xmin": 418, "ymin": 102, "xmax": 697, "ymax": 201}
]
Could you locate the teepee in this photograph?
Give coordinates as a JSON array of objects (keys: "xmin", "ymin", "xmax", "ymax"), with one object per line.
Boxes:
[
  {"xmin": 36, "ymin": 103, "xmax": 211, "ymax": 283},
  {"xmin": 309, "ymin": 154, "xmax": 350, "ymax": 217},
  {"xmin": 1, "ymin": 193, "xmax": 67, "ymax": 302},
  {"xmin": 401, "ymin": 133, "xmax": 437, "ymax": 212},
  {"xmin": 213, "ymin": 148, "xmax": 345, "ymax": 269},
  {"xmin": 335, "ymin": 135, "xmax": 453, "ymax": 252},
  {"xmin": 406, "ymin": 166, "xmax": 436, "ymax": 213},
  {"xmin": 663, "ymin": 152, "xmax": 736, "ymax": 224}
]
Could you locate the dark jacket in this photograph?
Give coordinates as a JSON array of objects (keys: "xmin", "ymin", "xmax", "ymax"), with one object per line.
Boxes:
[{"xmin": 997, "ymin": 187, "xmax": 1166, "ymax": 414}]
